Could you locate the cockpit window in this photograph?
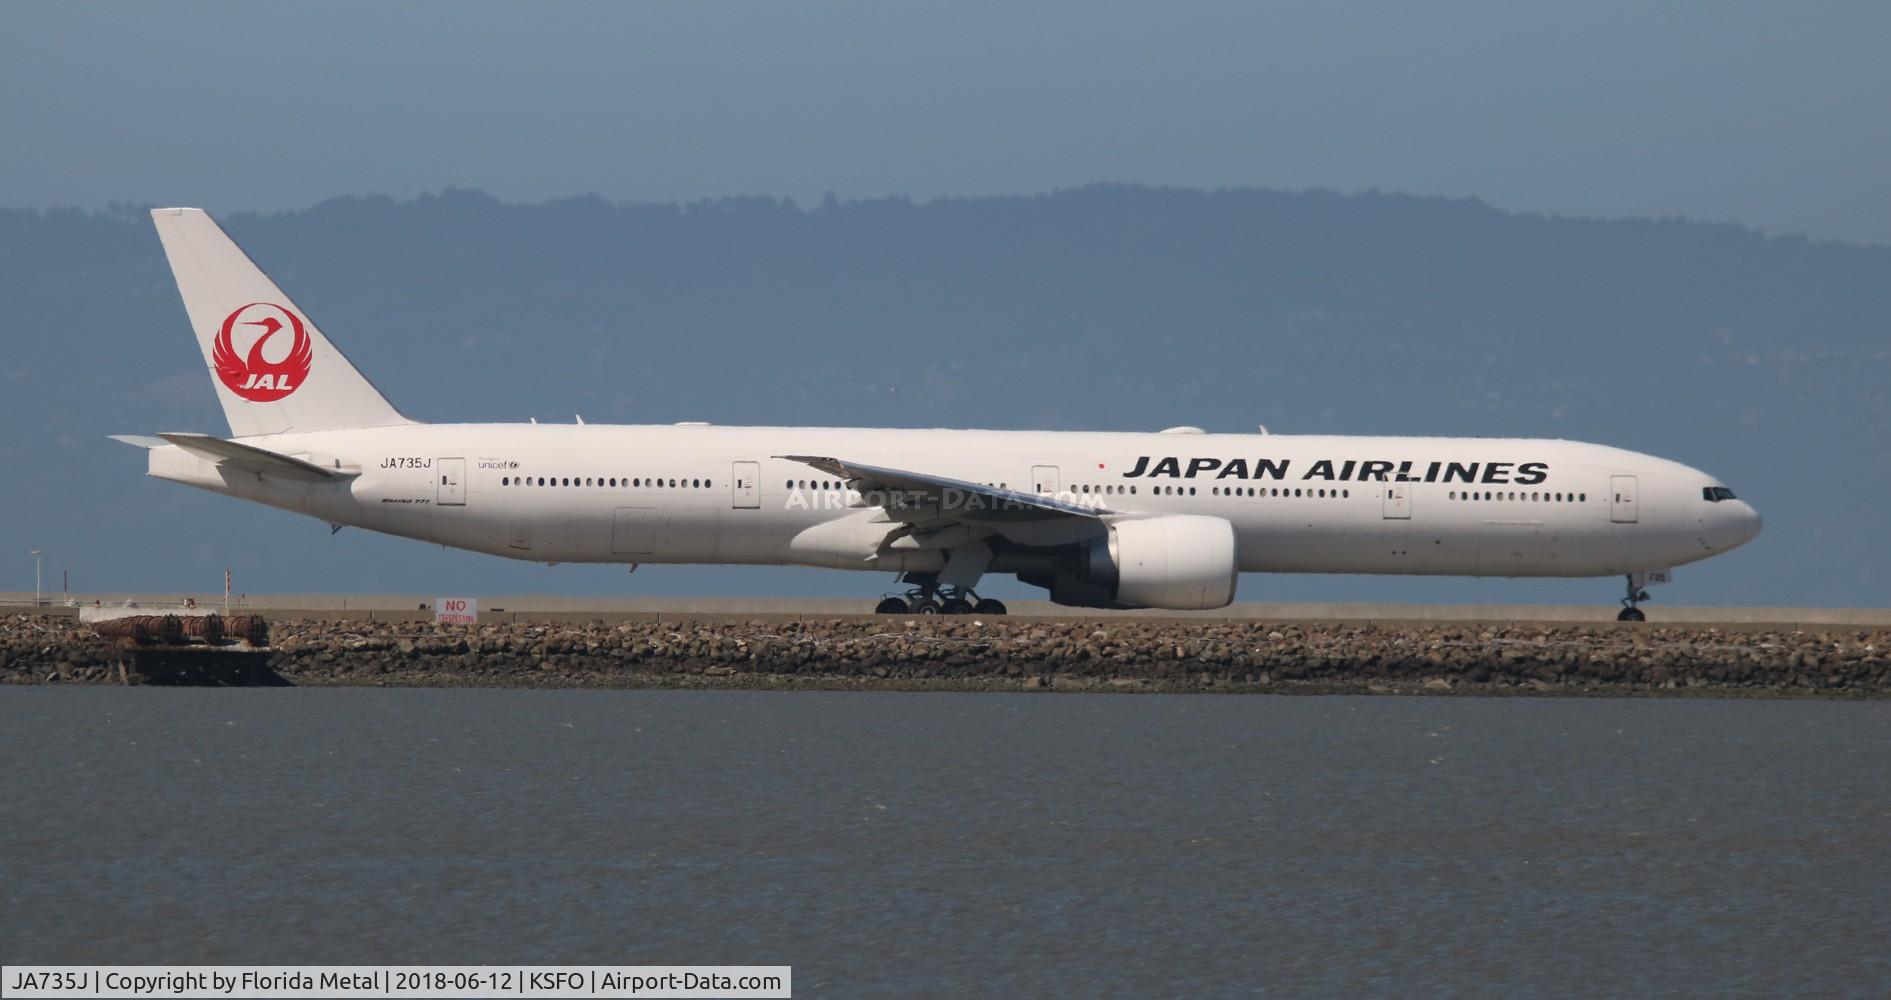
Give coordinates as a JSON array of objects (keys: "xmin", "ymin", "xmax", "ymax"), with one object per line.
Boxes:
[{"xmin": 1702, "ymin": 486, "xmax": 1737, "ymax": 502}]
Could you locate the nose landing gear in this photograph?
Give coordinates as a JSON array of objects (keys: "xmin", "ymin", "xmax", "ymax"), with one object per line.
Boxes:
[{"xmin": 1617, "ymin": 573, "xmax": 1651, "ymax": 622}]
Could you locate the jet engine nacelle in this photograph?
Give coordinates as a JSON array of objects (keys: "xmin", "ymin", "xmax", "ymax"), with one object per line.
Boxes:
[{"xmin": 1050, "ymin": 515, "xmax": 1239, "ymax": 610}]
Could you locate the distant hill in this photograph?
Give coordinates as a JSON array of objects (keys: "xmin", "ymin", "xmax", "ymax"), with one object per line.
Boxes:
[{"xmin": 1, "ymin": 185, "xmax": 1885, "ymax": 606}]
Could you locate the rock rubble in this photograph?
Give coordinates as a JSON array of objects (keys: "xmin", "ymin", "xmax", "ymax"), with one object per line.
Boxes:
[{"xmin": 6, "ymin": 614, "xmax": 1889, "ymax": 696}]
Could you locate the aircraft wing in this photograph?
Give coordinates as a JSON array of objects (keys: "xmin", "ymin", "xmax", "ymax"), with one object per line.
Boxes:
[
  {"xmin": 775, "ymin": 454, "xmax": 1104, "ymax": 522},
  {"xmin": 118, "ymin": 432, "xmax": 358, "ymax": 482}
]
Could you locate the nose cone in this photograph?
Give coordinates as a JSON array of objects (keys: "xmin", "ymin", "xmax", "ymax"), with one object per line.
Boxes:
[
  {"xmin": 1738, "ymin": 502, "xmax": 1763, "ymax": 545},
  {"xmin": 1712, "ymin": 500, "xmax": 1763, "ymax": 551}
]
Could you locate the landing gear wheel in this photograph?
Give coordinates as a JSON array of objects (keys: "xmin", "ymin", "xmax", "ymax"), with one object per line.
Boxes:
[
  {"xmin": 973, "ymin": 598, "xmax": 1008, "ymax": 616},
  {"xmin": 940, "ymin": 598, "xmax": 973, "ymax": 615},
  {"xmin": 875, "ymin": 597, "xmax": 908, "ymax": 615},
  {"xmin": 1616, "ymin": 573, "xmax": 1651, "ymax": 623},
  {"xmin": 909, "ymin": 598, "xmax": 942, "ymax": 615}
]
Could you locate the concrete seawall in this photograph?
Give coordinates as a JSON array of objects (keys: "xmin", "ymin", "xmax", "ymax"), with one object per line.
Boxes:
[{"xmin": 6, "ymin": 612, "xmax": 1888, "ymax": 697}]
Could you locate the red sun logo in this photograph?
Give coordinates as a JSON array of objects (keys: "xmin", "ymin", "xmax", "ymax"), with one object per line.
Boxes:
[{"xmin": 213, "ymin": 302, "xmax": 312, "ymax": 402}]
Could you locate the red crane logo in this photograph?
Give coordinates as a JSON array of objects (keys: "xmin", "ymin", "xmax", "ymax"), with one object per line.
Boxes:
[{"xmin": 212, "ymin": 303, "xmax": 313, "ymax": 402}]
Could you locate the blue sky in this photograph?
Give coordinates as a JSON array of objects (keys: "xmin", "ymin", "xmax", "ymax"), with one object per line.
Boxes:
[{"xmin": 4, "ymin": 1, "xmax": 1889, "ymax": 244}]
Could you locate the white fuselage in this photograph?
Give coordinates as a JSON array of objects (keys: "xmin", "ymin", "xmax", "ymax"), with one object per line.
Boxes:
[{"xmin": 143, "ymin": 423, "xmax": 1762, "ymax": 588}]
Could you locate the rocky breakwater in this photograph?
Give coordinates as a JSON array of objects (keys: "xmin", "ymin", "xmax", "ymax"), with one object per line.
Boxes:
[{"xmin": 4, "ymin": 613, "xmax": 1889, "ymax": 697}]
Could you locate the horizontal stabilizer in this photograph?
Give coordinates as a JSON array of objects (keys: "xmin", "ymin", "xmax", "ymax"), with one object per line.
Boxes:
[
  {"xmin": 156, "ymin": 432, "xmax": 356, "ymax": 482},
  {"xmin": 108, "ymin": 434, "xmax": 170, "ymax": 449}
]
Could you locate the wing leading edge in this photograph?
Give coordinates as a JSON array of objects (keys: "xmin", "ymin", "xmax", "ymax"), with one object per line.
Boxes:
[{"xmin": 775, "ymin": 454, "xmax": 1105, "ymax": 522}]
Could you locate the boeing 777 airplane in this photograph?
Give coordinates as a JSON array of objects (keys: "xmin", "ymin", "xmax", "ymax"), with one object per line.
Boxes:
[{"xmin": 118, "ymin": 208, "xmax": 1760, "ymax": 619}]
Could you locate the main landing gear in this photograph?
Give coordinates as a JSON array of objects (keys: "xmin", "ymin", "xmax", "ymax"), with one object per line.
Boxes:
[
  {"xmin": 1617, "ymin": 574, "xmax": 1651, "ymax": 622},
  {"xmin": 874, "ymin": 584, "xmax": 1007, "ymax": 616}
]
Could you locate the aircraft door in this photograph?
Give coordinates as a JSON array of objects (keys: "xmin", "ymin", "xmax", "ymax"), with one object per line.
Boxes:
[
  {"xmin": 1610, "ymin": 475, "xmax": 1639, "ymax": 523},
  {"xmin": 1383, "ymin": 483, "xmax": 1411, "ymax": 519},
  {"xmin": 731, "ymin": 461, "xmax": 760, "ymax": 509},
  {"xmin": 1032, "ymin": 465, "xmax": 1061, "ymax": 497},
  {"xmin": 437, "ymin": 457, "xmax": 466, "ymax": 506}
]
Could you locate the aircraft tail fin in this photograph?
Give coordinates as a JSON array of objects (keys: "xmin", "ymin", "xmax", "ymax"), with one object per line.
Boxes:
[{"xmin": 149, "ymin": 208, "xmax": 413, "ymax": 438}]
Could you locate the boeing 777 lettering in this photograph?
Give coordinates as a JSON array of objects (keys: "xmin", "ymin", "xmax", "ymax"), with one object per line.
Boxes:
[{"xmin": 117, "ymin": 208, "xmax": 1760, "ymax": 619}]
